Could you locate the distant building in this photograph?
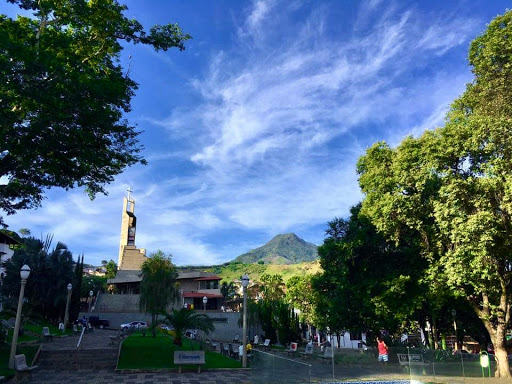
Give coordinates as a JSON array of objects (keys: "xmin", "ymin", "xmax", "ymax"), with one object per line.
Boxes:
[
  {"xmin": 0, "ymin": 232, "xmax": 18, "ymax": 266},
  {"xmin": 178, "ymin": 272, "xmax": 223, "ymax": 310}
]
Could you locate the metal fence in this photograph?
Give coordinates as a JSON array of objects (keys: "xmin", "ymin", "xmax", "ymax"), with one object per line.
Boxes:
[
  {"xmin": 250, "ymin": 349, "xmax": 312, "ymax": 384},
  {"xmin": 248, "ymin": 346, "xmax": 495, "ymax": 384}
]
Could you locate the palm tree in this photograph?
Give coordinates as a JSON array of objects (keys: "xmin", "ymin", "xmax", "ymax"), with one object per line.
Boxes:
[{"xmin": 163, "ymin": 308, "xmax": 215, "ymax": 346}]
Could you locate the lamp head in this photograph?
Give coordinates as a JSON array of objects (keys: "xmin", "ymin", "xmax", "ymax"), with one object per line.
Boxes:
[
  {"xmin": 67, "ymin": 283, "xmax": 72, "ymax": 291},
  {"xmin": 241, "ymin": 273, "xmax": 249, "ymax": 288},
  {"xmin": 20, "ymin": 265, "xmax": 31, "ymax": 280},
  {"xmin": 203, "ymin": 296, "xmax": 208, "ymax": 304},
  {"xmin": 89, "ymin": 290, "xmax": 93, "ymax": 297}
]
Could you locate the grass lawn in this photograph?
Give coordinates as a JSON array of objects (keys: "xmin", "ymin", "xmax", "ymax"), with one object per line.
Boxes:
[
  {"xmin": 0, "ymin": 344, "xmax": 39, "ymax": 378},
  {"xmin": 6, "ymin": 321, "xmax": 72, "ymax": 344},
  {"xmin": 118, "ymin": 333, "xmax": 243, "ymax": 370}
]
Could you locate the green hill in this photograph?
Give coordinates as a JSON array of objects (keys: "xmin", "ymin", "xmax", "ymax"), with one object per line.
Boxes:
[
  {"xmin": 214, "ymin": 260, "xmax": 322, "ymax": 284},
  {"xmin": 178, "ymin": 260, "xmax": 322, "ymax": 284},
  {"xmin": 233, "ymin": 233, "xmax": 318, "ymax": 264}
]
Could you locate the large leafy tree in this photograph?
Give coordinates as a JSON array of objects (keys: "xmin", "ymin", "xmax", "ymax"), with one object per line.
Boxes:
[
  {"xmin": 358, "ymin": 10, "xmax": 512, "ymax": 377},
  {"xmin": 312, "ymin": 206, "xmax": 427, "ymax": 338},
  {"xmin": 138, "ymin": 250, "xmax": 179, "ymax": 327},
  {"xmin": 286, "ymin": 275, "xmax": 317, "ymax": 326},
  {"xmin": 104, "ymin": 259, "xmax": 117, "ymax": 279},
  {"xmin": 2, "ymin": 235, "xmax": 74, "ymax": 322},
  {"xmin": 259, "ymin": 273, "xmax": 285, "ymax": 301},
  {"xmin": 163, "ymin": 308, "xmax": 214, "ymax": 346},
  {"xmin": 0, "ymin": 0, "xmax": 190, "ymax": 225}
]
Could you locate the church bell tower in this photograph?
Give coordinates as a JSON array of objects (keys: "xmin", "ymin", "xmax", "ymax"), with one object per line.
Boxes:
[{"xmin": 118, "ymin": 188, "xmax": 147, "ymax": 270}]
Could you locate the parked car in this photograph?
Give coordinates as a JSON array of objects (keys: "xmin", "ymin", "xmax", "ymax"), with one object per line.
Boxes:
[
  {"xmin": 88, "ymin": 316, "xmax": 110, "ymax": 329},
  {"xmin": 185, "ymin": 329, "xmax": 197, "ymax": 339},
  {"xmin": 120, "ymin": 321, "xmax": 147, "ymax": 330}
]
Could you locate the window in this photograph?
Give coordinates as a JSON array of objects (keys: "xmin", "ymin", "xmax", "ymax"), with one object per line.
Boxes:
[
  {"xmin": 199, "ymin": 280, "xmax": 219, "ymax": 289},
  {"xmin": 350, "ymin": 331, "xmax": 361, "ymax": 341}
]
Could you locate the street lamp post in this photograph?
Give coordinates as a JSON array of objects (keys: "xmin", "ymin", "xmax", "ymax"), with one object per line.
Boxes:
[
  {"xmin": 203, "ymin": 296, "xmax": 208, "ymax": 311},
  {"xmin": 88, "ymin": 290, "xmax": 94, "ymax": 312},
  {"xmin": 9, "ymin": 265, "xmax": 31, "ymax": 369},
  {"xmin": 63, "ymin": 283, "xmax": 72, "ymax": 332},
  {"xmin": 241, "ymin": 274, "xmax": 249, "ymax": 368}
]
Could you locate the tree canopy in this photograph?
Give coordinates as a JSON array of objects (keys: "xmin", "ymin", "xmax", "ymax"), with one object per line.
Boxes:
[
  {"xmin": 357, "ymin": 10, "xmax": 512, "ymax": 377},
  {"xmin": 312, "ymin": 205, "xmax": 427, "ymax": 337},
  {"xmin": 0, "ymin": 0, "xmax": 190, "ymax": 225}
]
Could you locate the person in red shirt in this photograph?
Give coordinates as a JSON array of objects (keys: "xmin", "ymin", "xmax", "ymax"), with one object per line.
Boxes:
[{"xmin": 376, "ymin": 335, "xmax": 389, "ymax": 364}]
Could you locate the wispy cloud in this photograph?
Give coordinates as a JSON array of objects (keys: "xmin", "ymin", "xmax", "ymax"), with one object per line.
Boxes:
[{"xmin": 1, "ymin": 0, "xmax": 491, "ymax": 266}]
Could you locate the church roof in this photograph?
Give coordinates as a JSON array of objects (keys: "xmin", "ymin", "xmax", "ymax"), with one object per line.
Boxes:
[{"xmin": 107, "ymin": 270, "xmax": 141, "ymax": 284}]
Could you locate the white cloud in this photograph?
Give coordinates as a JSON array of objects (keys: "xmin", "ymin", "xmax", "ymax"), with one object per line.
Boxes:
[{"xmin": 1, "ymin": 1, "xmax": 490, "ymax": 267}]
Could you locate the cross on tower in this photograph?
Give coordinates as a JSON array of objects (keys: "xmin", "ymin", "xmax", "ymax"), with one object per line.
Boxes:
[{"xmin": 127, "ymin": 187, "xmax": 133, "ymax": 202}]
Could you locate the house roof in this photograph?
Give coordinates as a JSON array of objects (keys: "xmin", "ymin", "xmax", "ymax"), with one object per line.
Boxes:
[
  {"xmin": 182, "ymin": 292, "xmax": 224, "ymax": 299},
  {"xmin": 0, "ymin": 232, "xmax": 19, "ymax": 245},
  {"xmin": 177, "ymin": 271, "xmax": 218, "ymax": 280},
  {"xmin": 108, "ymin": 270, "xmax": 220, "ymax": 285}
]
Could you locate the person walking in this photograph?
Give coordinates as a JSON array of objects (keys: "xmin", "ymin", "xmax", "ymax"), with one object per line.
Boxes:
[{"xmin": 376, "ymin": 335, "xmax": 389, "ymax": 365}]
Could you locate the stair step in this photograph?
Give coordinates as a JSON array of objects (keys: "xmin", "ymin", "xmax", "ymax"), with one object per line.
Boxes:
[{"xmin": 37, "ymin": 349, "xmax": 118, "ymax": 370}]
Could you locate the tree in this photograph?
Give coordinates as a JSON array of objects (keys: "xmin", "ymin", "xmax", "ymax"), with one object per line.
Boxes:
[
  {"xmin": 163, "ymin": 308, "xmax": 214, "ymax": 346},
  {"xmin": 18, "ymin": 228, "xmax": 31, "ymax": 237},
  {"xmin": 358, "ymin": 10, "xmax": 512, "ymax": 378},
  {"xmin": 70, "ymin": 255, "xmax": 84, "ymax": 323},
  {"xmin": 312, "ymin": 207, "xmax": 427, "ymax": 339},
  {"xmin": 2, "ymin": 235, "xmax": 74, "ymax": 322},
  {"xmin": 138, "ymin": 250, "xmax": 179, "ymax": 327},
  {"xmin": 286, "ymin": 275, "xmax": 317, "ymax": 326},
  {"xmin": 104, "ymin": 260, "xmax": 117, "ymax": 279},
  {"xmin": 0, "ymin": 0, "xmax": 190, "ymax": 225},
  {"xmin": 81, "ymin": 275, "xmax": 106, "ymax": 297},
  {"xmin": 259, "ymin": 273, "xmax": 285, "ymax": 302}
]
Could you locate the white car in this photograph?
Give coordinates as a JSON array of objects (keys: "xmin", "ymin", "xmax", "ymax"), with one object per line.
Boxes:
[{"xmin": 120, "ymin": 321, "xmax": 147, "ymax": 330}]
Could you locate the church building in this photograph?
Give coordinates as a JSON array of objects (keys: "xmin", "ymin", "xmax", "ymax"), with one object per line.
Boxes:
[{"xmin": 107, "ymin": 191, "xmax": 224, "ymax": 310}]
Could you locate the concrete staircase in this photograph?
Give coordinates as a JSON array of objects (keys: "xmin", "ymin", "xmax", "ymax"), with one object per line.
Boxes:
[{"xmin": 36, "ymin": 349, "xmax": 118, "ymax": 370}]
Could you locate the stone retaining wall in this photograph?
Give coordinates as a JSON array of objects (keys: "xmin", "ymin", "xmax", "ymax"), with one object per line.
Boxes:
[{"xmin": 79, "ymin": 310, "xmax": 262, "ymax": 342}]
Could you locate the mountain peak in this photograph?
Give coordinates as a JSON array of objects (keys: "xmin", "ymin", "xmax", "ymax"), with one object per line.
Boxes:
[{"xmin": 233, "ymin": 233, "xmax": 318, "ymax": 265}]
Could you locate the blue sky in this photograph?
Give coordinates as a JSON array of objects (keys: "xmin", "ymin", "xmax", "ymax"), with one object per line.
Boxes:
[{"xmin": 1, "ymin": 0, "xmax": 510, "ymax": 266}]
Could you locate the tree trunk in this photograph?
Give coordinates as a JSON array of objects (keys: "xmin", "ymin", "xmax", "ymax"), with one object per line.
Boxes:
[
  {"xmin": 432, "ymin": 315, "xmax": 439, "ymax": 350},
  {"xmin": 490, "ymin": 330, "xmax": 511, "ymax": 378},
  {"xmin": 473, "ymin": 290, "xmax": 511, "ymax": 378}
]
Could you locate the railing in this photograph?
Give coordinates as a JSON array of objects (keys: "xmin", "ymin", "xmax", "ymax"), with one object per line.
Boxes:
[{"xmin": 76, "ymin": 326, "xmax": 85, "ymax": 350}]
